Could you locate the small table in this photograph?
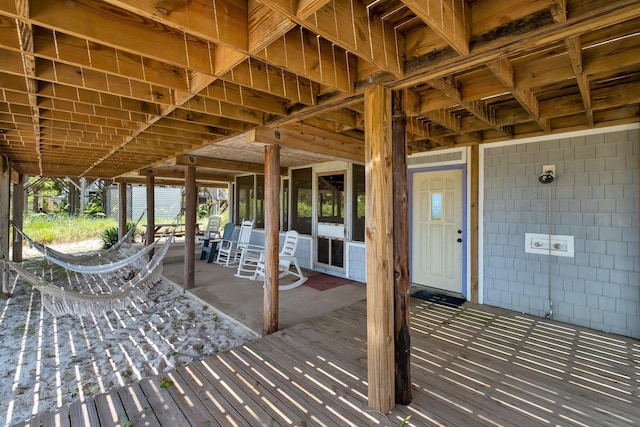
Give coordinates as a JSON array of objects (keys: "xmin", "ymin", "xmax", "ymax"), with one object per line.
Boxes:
[
  {"xmin": 142, "ymin": 223, "xmax": 186, "ymax": 243},
  {"xmin": 200, "ymin": 238, "xmax": 221, "ymax": 263}
]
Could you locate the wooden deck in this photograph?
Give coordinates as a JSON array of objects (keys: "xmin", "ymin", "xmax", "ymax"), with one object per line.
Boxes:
[{"xmin": 14, "ymin": 299, "xmax": 640, "ymax": 426}]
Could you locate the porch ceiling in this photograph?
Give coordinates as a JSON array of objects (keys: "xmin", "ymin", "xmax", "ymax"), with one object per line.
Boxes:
[{"xmin": 1, "ymin": 0, "xmax": 639, "ymax": 184}]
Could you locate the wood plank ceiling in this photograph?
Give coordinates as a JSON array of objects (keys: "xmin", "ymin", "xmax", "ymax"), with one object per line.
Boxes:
[{"xmin": 0, "ymin": 0, "xmax": 639, "ymax": 184}]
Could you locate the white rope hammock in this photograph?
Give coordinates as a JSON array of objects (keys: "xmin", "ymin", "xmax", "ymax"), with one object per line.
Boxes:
[
  {"xmin": 2, "ymin": 234, "xmax": 174, "ymax": 317},
  {"xmin": 12, "ymin": 216, "xmax": 164, "ymax": 276},
  {"xmin": 13, "ymin": 211, "xmax": 144, "ymax": 266}
]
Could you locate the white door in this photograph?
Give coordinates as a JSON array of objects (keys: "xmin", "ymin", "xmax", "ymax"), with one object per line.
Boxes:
[{"xmin": 412, "ymin": 169, "xmax": 463, "ymax": 293}]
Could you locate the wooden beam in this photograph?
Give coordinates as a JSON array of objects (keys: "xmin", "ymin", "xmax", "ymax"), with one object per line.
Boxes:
[
  {"xmin": 257, "ymin": 0, "xmax": 404, "ymax": 77},
  {"xmin": 263, "ymin": 143, "xmax": 280, "ymax": 336},
  {"xmin": 392, "ymin": 90, "xmax": 411, "ymax": 405},
  {"xmin": 565, "ymin": 35, "xmax": 593, "ymax": 126},
  {"xmin": 184, "ymin": 164, "xmax": 196, "ymax": 290},
  {"xmin": 486, "ymin": 57, "xmax": 549, "ymax": 132},
  {"xmin": 118, "ymin": 182, "xmax": 127, "ymax": 239},
  {"xmin": 470, "ymin": 144, "xmax": 479, "ymax": 304},
  {"xmin": 401, "ymin": 0, "xmax": 470, "ymax": 56},
  {"xmin": 31, "ymin": 0, "xmax": 215, "ymax": 75},
  {"xmin": 138, "ymin": 167, "xmax": 235, "ymax": 182},
  {"xmin": 175, "ymin": 154, "xmax": 287, "ymax": 175},
  {"xmin": 248, "ymin": 126, "xmax": 364, "ymax": 162},
  {"xmin": 11, "ymin": 172, "xmax": 24, "ymax": 262},
  {"xmin": 0, "ymin": 156, "xmax": 8, "ymax": 293},
  {"xmin": 145, "ymin": 174, "xmax": 155, "ymax": 256},
  {"xmin": 365, "ymin": 85, "xmax": 394, "ymax": 413}
]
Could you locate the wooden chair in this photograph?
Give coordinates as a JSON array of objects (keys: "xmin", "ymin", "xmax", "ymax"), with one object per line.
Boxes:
[
  {"xmin": 200, "ymin": 222, "xmax": 233, "ymax": 263},
  {"xmin": 250, "ymin": 230, "xmax": 307, "ymax": 290},
  {"xmin": 215, "ymin": 220, "xmax": 254, "ymax": 267}
]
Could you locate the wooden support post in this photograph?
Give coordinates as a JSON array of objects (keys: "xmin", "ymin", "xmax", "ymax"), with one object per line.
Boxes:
[
  {"xmin": 263, "ymin": 144, "xmax": 280, "ymax": 336},
  {"xmin": 392, "ymin": 90, "xmax": 411, "ymax": 405},
  {"xmin": 145, "ymin": 175, "xmax": 155, "ymax": 258},
  {"xmin": 470, "ymin": 144, "xmax": 479, "ymax": 304},
  {"xmin": 184, "ymin": 164, "xmax": 197, "ymax": 289},
  {"xmin": 118, "ymin": 182, "xmax": 127, "ymax": 238},
  {"xmin": 1, "ymin": 157, "xmax": 10, "ymax": 294},
  {"xmin": 365, "ymin": 85, "xmax": 394, "ymax": 413},
  {"xmin": 12, "ymin": 173, "xmax": 24, "ymax": 263}
]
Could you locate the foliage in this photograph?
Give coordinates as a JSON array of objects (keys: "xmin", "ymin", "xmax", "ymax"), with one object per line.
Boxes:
[
  {"xmin": 198, "ymin": 203, "xmax": 210, "ymax": 219},
  {"xmin": 22, "ymin": 214, "xmax": 117, "ymax": 244},
  {"xmin": 100, "ymin": 220, "xmax": 139, "ymax": 249},
  {"xmin": 84, "ymin": 196, "xmax": 104, "ymax": 217}
]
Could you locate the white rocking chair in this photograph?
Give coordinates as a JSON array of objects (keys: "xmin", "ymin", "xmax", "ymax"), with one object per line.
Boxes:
[
  {"xmin": 250, "ymin": 230, "xmax": 307, "ymax": 290},
  {"xmin": 215, "ymin": 220, "xmax": 254, "ymax": 267}
]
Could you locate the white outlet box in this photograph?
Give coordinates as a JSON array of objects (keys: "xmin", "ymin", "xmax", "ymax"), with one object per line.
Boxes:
[
  {"xmin": 525, "ymin": 233, "xmax": 574, "ymax": 257},
  {"xmin": 542, "ymin": 164, "xmax": 556, "ymax": 176}
]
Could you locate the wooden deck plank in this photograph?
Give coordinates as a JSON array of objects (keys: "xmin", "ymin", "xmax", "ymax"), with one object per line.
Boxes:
[
  {"xmin": 116, "ymin": 382, "xmax": 162, "ymax": 427},
  {"xmin": 172, "ymin": 364, "xmax": 253, "ymax": 427},
  {"xmin": 278, "ymin": 322, "xmax": 498, "ymax": 427},
  {"xmin": 191, "ymin": 357, "xmax": 275, "ymax": 425},
  {"xmin": 242, "ymin": 335, "xmax": 387, "ymax": 426},
  {"xmin": 228, "ymin": 342, "xmax": 367, "ymax": 427},
  {"xmin": 137, "ymin": 376, "xmax": 191, "ymax": 426},
  {"xmin": 38, "ymin": 406, "xmax": 71, "ymax": 427},
  {"xmin": 94, "ymin": 389, "xmax": 129, "ymax": 426},
  {"xmin": 68, "ymin": 398, "xmax": 100, "ymax": 426},
  {"xmin": 160, "ymin": 370, "xmax": 222, "ymax": 427},
  {"xmin": 19, "ymin": 299, "xmax": 640, "ymax": 427},
  {"xmin": 212, "ymin": 349, "xmax": 318, "ymax": 425}
]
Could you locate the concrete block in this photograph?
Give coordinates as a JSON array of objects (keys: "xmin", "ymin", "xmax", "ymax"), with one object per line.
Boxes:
[
  {"xmin": 614, "ymin": 255, "xmax": 635, "ymax": 271},
  {"xmin": 599, "ymin": 226, "xmax": 622, "ymax": 241}
]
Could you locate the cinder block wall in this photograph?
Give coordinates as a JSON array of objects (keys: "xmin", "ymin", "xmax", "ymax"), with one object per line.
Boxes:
[{"xmin": 483, "ymin": 128, "xmax": 640, "ymax": 338}]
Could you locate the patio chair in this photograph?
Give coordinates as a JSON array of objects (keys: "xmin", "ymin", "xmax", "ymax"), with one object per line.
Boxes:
[
  {"xmin": 250, "ymin": 230, "xmax": 307, "ymax": 290},
  {"xmin": 200, "ymin": 222, "xmax": 233, "ymax": 263},
  {"xmin": 196, "ymin": 215, "xmax": 221, "ymax": 243},
  {"xmin": 215, "ymin": 220, "xmax": 254, "ymax": 267}
]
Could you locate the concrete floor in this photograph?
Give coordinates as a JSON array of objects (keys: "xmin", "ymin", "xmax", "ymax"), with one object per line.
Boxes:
[{"xmin": 161, "ymin": 241, "xmax": 367, "ymax": 335}]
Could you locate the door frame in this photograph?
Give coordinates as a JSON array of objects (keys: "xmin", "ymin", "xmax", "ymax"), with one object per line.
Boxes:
[
  {"xmin": 408, "ymin": 164, "xmax": 468, "ymax": 298},
  {"xmin": 313, "ymin": 168, "xmax": 348, "ymax": 273}
]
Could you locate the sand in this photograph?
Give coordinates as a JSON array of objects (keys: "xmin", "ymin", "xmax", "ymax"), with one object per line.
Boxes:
[{"xmin": 0, "ymin": 241, "xmax": 257, "ymax": 426}]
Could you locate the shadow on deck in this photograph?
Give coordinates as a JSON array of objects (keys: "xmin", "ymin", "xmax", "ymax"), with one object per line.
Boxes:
[{"xmin": 14, "ymin": 295, "xmax": 640, "ymax": 426}]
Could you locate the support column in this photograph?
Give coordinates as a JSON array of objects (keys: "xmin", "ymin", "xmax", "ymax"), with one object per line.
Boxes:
[
  {"xmin": 470, "ymin": 144, "xmax": 479, "ymax": 304},
  {"xmin": 392, "ymin": 90, "xmax": 411, "ymax": 405},
  {"xmin": 365, "ymin": 85, "xmax": 394, "ymax": 413},
  {"xmin": 12, "ymin": 173, "xmax": 25, "ymax": 263},
  {"xmin": 1, "ymin": 157, "xmax": 10, "ymax": 294},
  {"xmin": 79, "ymin": 177, "xmax": 86, "ymax": 214},
  {"xmin": 263, "ymin": 144, "xmax": 280, "ymax": 336},
  {"xmin": 118, "ymin": 182, "xmax": 127, "ymax": 238},
  {"xmin": 184, "ymin": 164, "xmax": 197, "ymax": 289},
  {"xmin": 145, "ymin": 175, "xmax": 155, "ymax": 258}
]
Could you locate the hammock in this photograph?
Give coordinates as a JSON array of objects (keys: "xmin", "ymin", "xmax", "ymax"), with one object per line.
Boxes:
[
  {"xmin": 12, "ymin": 211, "xmax": 145, "ymax": 266},
  {"xmin": 12, "ymin": 214, "xmax": 161, "ymax": 276},
  {"xmin": 2, "ymin": 234, "xmax": 174, "ymax": 317}
]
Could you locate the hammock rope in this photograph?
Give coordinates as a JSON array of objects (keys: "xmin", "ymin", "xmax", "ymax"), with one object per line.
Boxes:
[
  {"xmin": 12, "ymin": 211, "xmax": 145, "ymax": 266},
  {"xmin": 11, "ymin": 212, "xmax": 165, "ymax": 276},
  {"xmin": 2, "ymin": 234, "xmax": 174, "ymax": 317}
]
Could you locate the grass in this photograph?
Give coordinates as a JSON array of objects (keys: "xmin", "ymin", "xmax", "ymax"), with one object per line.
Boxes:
[
  {"xmin": 17, "ymin": 211, "xmax": 228, "ymax": 245},
  {"xmin": 21, "ymin": 214, "xmax": 118, "ymax": 244}
]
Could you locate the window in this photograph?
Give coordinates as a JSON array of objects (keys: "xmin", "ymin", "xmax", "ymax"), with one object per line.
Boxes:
[
  {"xmin": 255, "ymin": 174, "xmax": 264, "ymax": 228},
  {"xmin": 291, "ymin": 168, "xmax": 312, "ymax": 235},
  {"xmin": 235, "ymin": 175, "xmax": 254, "ymax": 225},
  {"xmin": 351, "ymin": 164, "xmax": 365, "ymax": 242},
  {"xmin": 317, "ymin": 173, "xmax": 345, "ymax": 224},
  {"xmin": 431, "ymin": 193, "xmax": 442, "ymax": 221},
  {"xmin": 234, "ymin": 174, "xmax": 265, "ymax": 227}
]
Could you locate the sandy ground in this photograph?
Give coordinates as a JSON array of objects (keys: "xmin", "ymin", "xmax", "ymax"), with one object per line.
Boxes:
[{"xmin": 0, "ymin": 242, "xmax": 257, "ymax": 426}]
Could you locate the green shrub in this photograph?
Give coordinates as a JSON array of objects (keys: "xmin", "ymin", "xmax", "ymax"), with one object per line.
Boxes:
[{"xmin": 100, "ymin": 221, "xmax": 139, "ymax": 249}]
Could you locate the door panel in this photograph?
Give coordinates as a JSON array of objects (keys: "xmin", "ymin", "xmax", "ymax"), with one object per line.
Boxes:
[{"xmin": 412, "ymin": 169, "xmax": 463, "ymax": 293}]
